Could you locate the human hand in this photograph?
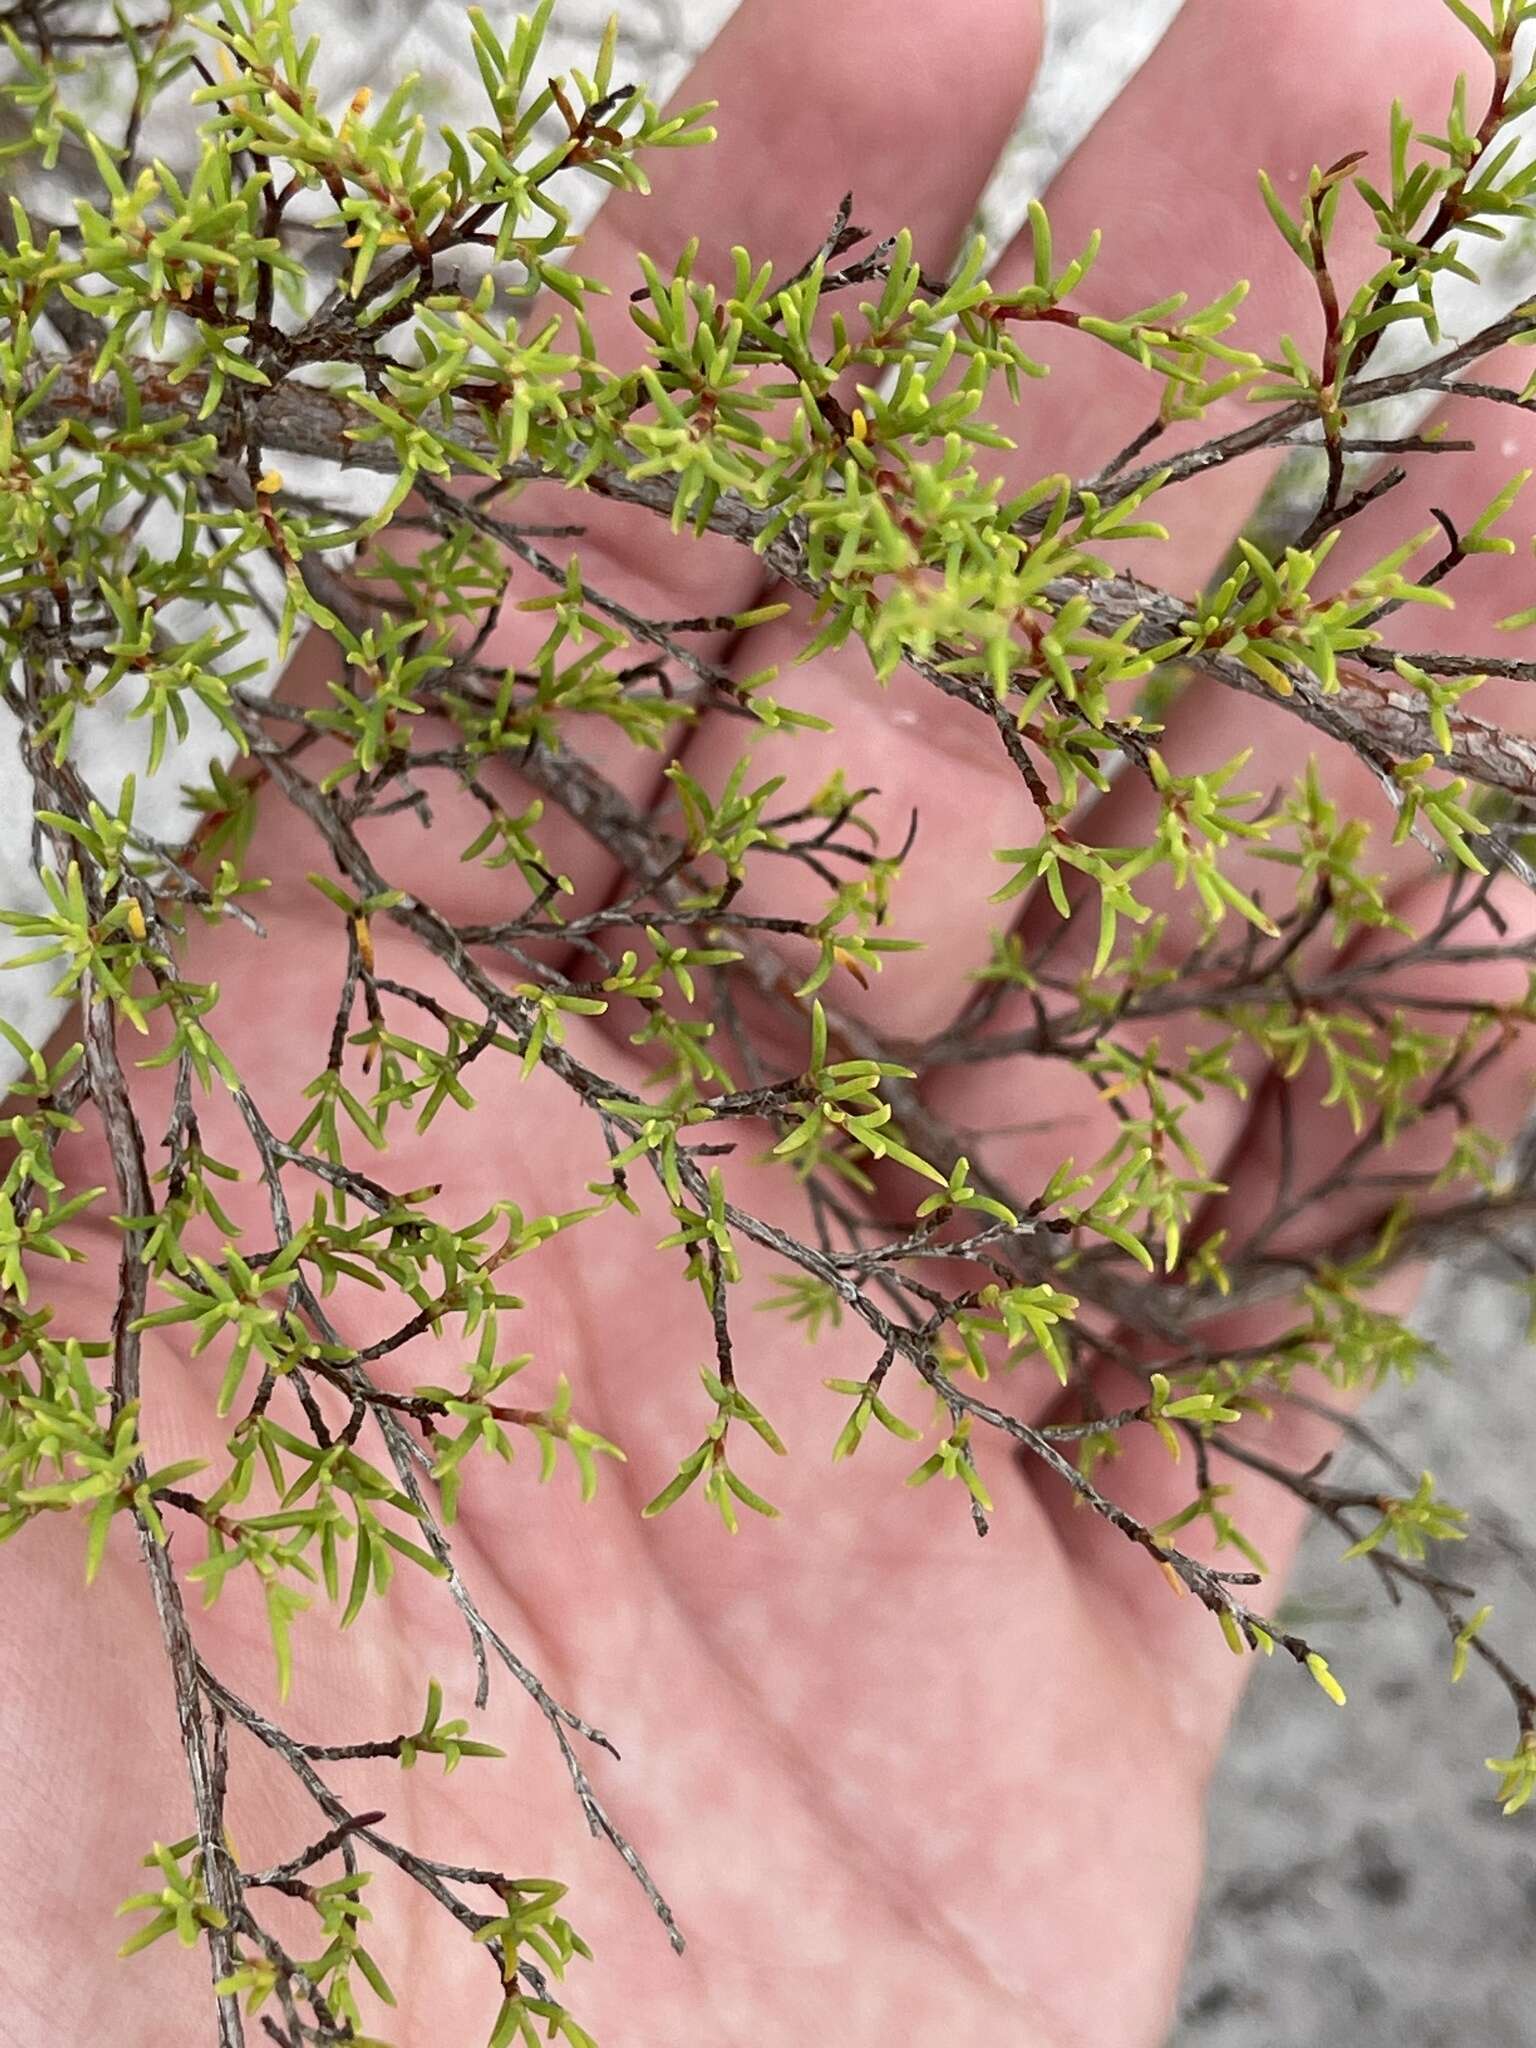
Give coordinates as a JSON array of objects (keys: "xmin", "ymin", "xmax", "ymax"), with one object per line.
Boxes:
[{"xmin": 6, "ymin": 3, "xmax": 1535, "ymax": 2045}]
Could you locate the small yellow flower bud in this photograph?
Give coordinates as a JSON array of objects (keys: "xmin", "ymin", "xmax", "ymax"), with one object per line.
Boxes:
[{"xmin": 1306, "ymin": 1651, "xmax": 1347, "ymax": 1706}]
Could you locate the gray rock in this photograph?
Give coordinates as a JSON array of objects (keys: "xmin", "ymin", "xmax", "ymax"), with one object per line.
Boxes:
[{"xmin": 1173, "ymin": 1262, "xmax": 1536, "ymax": 2047}]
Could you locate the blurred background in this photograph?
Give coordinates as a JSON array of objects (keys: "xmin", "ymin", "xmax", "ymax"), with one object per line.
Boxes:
[{"xmin": 6, "ymin": 1, "xmax": 1534, "ymax": 2036}]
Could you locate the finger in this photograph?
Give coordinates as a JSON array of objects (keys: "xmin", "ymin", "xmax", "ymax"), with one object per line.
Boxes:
[
  {"xmin": 1191, "ymin": 875, "xmax": 1536, "ymax": 1303},
  {"xmin": 927, "ymin": 347, "xmax": 1536, "ymax": 1246},
  {"xmin": 982, "ymin": 0, "xmax": 1473, "ymax": 575},
  {"xmin": 537, "ymin": 0, "xmax": 1044, "ymax": 849},
  {"xmin": 1052, "ymin": 351, "xmax": 1536, "ymax": 934},
  {"xmin": 281, "ymin": 0, "xmax": 1047, "ymax": 935},
  {"xmin": 661, "ymin": 0, "xmax": 1473, "ymax": 1048},
  {"xmin": 1036, "ymin": 864, "xmax": 1536, "ymax": 1759},
  {"xmin": 578, "ymin": 0, "xmax": 1045, "ymax": 341}
]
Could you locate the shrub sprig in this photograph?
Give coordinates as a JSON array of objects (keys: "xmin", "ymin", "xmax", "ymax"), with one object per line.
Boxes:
[{"xmin": 7, "ymin": 0, "xmax": 1536, "ymax": 2040}]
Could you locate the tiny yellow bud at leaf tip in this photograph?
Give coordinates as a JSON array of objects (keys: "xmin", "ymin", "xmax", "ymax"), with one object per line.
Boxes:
[
  {"xmin": 1306, "ymin": 1651, "xmax": 1347, "ymax": 1706},
  {"xmin": 256, "ymin": 471, "xmax": 283, "ymax": 495}
]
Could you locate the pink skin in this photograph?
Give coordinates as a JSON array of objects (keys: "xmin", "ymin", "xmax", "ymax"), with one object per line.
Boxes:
[{"xmin": 5, "ymin": 4, "xmax": 1535, "ymax": 2044}]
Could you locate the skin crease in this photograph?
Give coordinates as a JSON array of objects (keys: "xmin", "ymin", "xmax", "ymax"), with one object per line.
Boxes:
[{"xmin": 5, "ymin": 1, "xmax": 1536, "ymax": 2043}]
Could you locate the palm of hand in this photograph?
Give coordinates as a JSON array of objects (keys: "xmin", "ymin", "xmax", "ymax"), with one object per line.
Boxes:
[
  {"xmin": 5, "ymin": 2, "xmax": 1535, "ymax": 2045},
  {"xmin": 15, "ymin": 820, "xmax": 1205, "ymax": 2048}
]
